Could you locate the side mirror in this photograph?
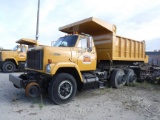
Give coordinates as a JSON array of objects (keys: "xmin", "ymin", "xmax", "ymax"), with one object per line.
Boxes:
[
  {"xmin": 86, "ymin": 47, "xmax": 92, "ymax": 52},
  {"xmin": 51, "ymin": 41, "xmax": 56, "ymax": 46}
]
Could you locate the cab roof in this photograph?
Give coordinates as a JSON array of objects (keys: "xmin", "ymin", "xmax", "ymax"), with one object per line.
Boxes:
[
  {"xmin": 59, "ymin": 17, "xmax": 116, "ymax": 35},
  {"xmin": 16, "ymin": 38, "xmax": 38, "ymax": 45}
]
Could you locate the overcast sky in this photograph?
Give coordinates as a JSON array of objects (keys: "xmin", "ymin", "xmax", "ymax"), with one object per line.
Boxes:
[{"xmin": 0, "ymin": 0, "xmax": 160, "ymax": 51}]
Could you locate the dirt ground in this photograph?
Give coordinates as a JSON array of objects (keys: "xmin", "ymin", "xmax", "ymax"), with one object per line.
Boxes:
[{"xmin": 0, "ymin": 71, "xmax": 160, "ymax": 120}]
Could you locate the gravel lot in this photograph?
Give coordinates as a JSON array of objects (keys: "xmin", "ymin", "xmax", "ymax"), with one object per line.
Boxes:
[{"xmin": 0, "ymin": 71, "xmax": 160, "ymax": 120}]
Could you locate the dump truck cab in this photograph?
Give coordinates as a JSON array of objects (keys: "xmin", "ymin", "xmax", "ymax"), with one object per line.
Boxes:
[
  {"xmin": 0, "ymin": 38, "xmax": 38, "ymax": 72},
  {"xmin": 23, "ymin": 33, "xmax": 97, "ymax": 74},
  {"xmin": 52, "ymin": 34, "xmax": 97, "ymax": 71}
]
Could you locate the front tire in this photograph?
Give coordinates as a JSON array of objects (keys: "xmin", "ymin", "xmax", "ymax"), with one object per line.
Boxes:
[
  {"xmin": 2, "ymin": 61, "xmax": 15, "ymax": 73},
  {"xmin": 48, "ymin": 73, "xmax": 77, "ymax": 105}
]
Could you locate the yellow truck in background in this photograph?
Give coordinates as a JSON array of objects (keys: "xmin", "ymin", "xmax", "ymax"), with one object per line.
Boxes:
[
  {"xmin": 0, "ymin": 38, "xmax": 38, "ymax": 73},
  {"xmin": 9, "ymin": 17, "xmax": 148, "ymax": 104}
]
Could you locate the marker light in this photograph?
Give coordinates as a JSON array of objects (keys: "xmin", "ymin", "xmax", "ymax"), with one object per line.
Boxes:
[{"xmin": 48, "ymin": 59, "xmax": 52, "ymax": 64}]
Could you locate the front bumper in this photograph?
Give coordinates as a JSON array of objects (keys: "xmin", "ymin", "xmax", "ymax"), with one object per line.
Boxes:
[{"xmin": 9, "ymin": 74, "xmax": 23, "ymax": 88}]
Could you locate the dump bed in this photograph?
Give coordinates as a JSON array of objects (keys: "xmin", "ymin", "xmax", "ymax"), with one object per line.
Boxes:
[{"xmin": 59, "ymin": 17, "xmax": 148, "ymax": 63}]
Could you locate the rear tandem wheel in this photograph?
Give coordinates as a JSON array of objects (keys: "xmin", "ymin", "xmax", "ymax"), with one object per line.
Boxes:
[
  {"xmin": 110, "ymin": 68, "xmax": 126, "ymax": 88},
  {"xmin": 124, "ymin": 69, "xmax": 137, "ymax": 86}
]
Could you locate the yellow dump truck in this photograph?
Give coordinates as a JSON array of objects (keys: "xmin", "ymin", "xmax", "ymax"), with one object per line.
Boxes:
[
  {"xmin": 0, "ymin": 38, "xmax": 38, "ymax": 73},
  {"xmin": 9, "ymin": 17, "xmax": 148, "ymax": 104}
]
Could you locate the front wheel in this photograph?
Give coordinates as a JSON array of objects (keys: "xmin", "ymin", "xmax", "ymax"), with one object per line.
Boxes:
[
  {"xmin": 48, "ymin": 73, "xmax": 77, "ymax": 105},
  {"xmin": 2, "ymin": 61, "xmax": 15, "ymax": 73}
]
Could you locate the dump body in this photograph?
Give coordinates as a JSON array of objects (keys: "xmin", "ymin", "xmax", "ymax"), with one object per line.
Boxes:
[{"xmin": 59, "ymin": 17, "xmax": 148, "ymax": 63}]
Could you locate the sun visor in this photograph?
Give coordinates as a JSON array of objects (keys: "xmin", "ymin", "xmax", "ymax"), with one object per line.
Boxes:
[
  {"xmin": 59, "ymin": 17, "xmax": 116, "ymax": 35},
  {"xmin": 16, "ymin": 38, "xmax": 38, "ymax": 45}
]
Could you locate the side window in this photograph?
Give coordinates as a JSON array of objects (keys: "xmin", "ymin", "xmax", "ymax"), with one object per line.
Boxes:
[
  {"xmin": 78, "ymin": 36, "xmax": 93, "ymax": 51},
  {"xmin": 22, "ymin": 46, "xmax": 27, "ymax": 52},
  {"xmin": 20, "ymin": 46, "xmax": 27, "ymax": 52},
  {"xmin": 78, "ymin": 38, "xmax": 87, "ymax": 49}
]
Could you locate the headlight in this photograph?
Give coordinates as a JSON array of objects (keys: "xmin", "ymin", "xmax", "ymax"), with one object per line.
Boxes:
[{"xmin": 46, "ymin": 64, "xmax": 51, "ymax": 73}]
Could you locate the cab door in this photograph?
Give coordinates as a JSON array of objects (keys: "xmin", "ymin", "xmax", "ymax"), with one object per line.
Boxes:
[
  {"xmin": 77, "ymin": 36, "xmax": 97, "ymax": 71},
  {"xmin": 17, "ymin": 45, "xmax": 27, "ymax": 61}
]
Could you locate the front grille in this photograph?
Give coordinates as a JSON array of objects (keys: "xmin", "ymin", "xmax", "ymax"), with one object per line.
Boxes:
[{"xmin": 27, "ymin": 50, "xmax": 43, "ymax": 70}]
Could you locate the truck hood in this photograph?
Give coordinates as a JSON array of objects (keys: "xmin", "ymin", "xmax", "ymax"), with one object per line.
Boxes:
[
  {"xmin": 44, "ymin": 47, "xmax": 72, "ymax": 62},
  {"xmin": 0, "ymin": 51, "xmax": 17, "ymax": 61},
  {"xmin": 0, "ymin": 49, "xmax": 12, "ymax": 51}
]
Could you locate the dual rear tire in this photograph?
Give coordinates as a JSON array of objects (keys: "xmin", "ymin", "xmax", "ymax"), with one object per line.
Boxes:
[
  {"xmin": 124, "ymin": 69, "xmax": 137, "ymax": 86},
  {"xmin": 110, "ymin": 68, "xmax": 126, "ymax": 88},
  {"xmin": 110, "ymin": 68, "xmax": 137, "ymax": 88}
]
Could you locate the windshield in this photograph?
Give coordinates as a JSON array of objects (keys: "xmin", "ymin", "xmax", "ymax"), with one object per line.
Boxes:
[
  {"xmin": 13, "ymin": 45, "xmax": 19, "ymax": 51},
  {"xmin": 54, "ymin": 35, "xmax": 78, "ymax": 47}
]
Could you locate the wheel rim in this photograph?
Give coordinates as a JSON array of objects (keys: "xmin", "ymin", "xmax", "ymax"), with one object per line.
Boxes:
[
  {"xmin": 58, "ymin": 80, "xmax": 73, "ymax": 99},
  {"xmin": 117, "ymin": 74, "xmax": 126, "ymax": 85},
  {"xmin": 5, "ymin": 64, "xmax": 14, "ymax": 71},
  {"xmin": 28, "ymin": 86, "xmax": 39, "ymax": 96}
]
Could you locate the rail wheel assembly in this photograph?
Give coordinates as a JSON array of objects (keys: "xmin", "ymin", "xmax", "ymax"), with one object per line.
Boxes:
[{"xmin": 25, "ymin": 82, "xmax": 40, "ymax": 97}]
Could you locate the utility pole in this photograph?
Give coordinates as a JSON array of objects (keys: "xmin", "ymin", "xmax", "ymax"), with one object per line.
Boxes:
[{"xmin": 36, "ymin": 0, "xmax": 40, "ymax": 40}]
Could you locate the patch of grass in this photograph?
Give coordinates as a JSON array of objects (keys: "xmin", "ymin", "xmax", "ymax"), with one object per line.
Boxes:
[
  {"xmin": 38, "ymin": 103, "xmax": 43, "ymax": 110},
  {"xmin": 107, "ymin": 87, "xmax": 113, "ymax": 92},
  {"xmin": 142, "ymin": 82, "xmax": 158, "ymax": 89},
  {"xmin": 135, "ymin": 81, "xmax": 160, "ymax": 91},
  {"xmin": 98, "ymin": 88, "xmax": 106, "ymax": 95},
  {"xmin": 129, "ymin": 82, "xmax": 141, "ymax": 87},
  {"xmin": 31, "ymin": 94, "xmax": 44, "ymax": 110},
  {"xmin": 39, "ymin": 94, "xmax": 44, "ymax": 110}
]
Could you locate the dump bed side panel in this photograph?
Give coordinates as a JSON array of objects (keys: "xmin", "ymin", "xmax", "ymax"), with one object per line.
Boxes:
[
  {"xmin": 94, "ymin": 34, "xmax": 148, "ymax": 63},
  {"xmin": 112, "ymin": 36, "xmax": 147, "ymax": 62}
]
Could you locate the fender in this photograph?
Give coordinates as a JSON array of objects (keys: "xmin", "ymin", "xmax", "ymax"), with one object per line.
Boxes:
[
  {"xmin": 50, "ymin": 62, "xmax": 83, "ymax": 82},
  {"xmin": 4, "ymin": 58, "xmax": 18, "ymax": 65}
]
